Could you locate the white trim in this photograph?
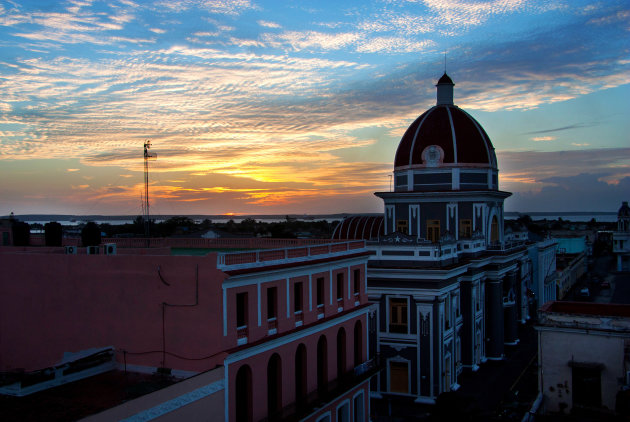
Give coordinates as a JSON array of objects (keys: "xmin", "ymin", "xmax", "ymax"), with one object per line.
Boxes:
[
  {"xmin": 225, "ymin": 307, "xmax": 371, "ymax": 364},
  {"xmin": 224, "ymin": 363, "xmax": 229, "ymax": 422},
  {"xmin": 386, "ymin": 356, "xmax": 411, "ymax": 395},
  {"xmin": 223, "ymin": 255, "xmax": 369, "ymax": 288},
  {"xmin": 309, "ymin": 274, "xmax": 313, "ymax": 312},
  {"xmin": 222, "ymin": 286, "xmax": 227, "ymax": 336},
  {"xmin": 121, "ymin": 380, "xmax": 225, "ymax": 422},
  {"xmin": 286, "ymin": 278, "xmax": 290, "ymax": 318},
  {"xmin": 257, "ymin": 283, "xmax": 261, "ymax": 327},
  {"xmin": 315, "ymin": 411, "xmax": 332, "ymax": 422}
]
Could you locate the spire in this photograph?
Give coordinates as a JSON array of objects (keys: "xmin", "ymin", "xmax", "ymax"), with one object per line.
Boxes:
[{"xmin": 436, "ymin": 72, "xmax": 454, "ymax": 106}]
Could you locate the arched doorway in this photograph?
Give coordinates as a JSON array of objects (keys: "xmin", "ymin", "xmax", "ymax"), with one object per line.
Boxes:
[
  {"xmin": 337, "ymin": 327, "xmax": 347, "ymax": 379},
  {"xmin": 267, "ymin": 353, "xmax": 282, "ymax": 418},
  {"xmin": 317, "ymin": 335, "xmax": 328, "ymax": 393},
  {"xmin": 235, "ymin": 365, "xmax": 252, "ymax": 422},
  {"xmin": 295, "ymin": 343, "xmax": 307, "ymax": 404},
  {"xmin": 354, "ymin": 320, "xmax": 363, "ymax": 368},
  {"xmin": 490, "ymin": 215, "xmax": 499, "ymax": 243}
]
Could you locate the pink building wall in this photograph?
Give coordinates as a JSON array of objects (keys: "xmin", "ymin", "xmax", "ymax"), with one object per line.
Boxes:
[
  {"xmin": 0, "ymin": 252, "xmax": 228, "ymax": 373},
  {"xmin": 227, "ymin": 313, "xmax": 369, "ymax": 422}
]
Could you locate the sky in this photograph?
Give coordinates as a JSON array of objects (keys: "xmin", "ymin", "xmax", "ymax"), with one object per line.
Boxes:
[{"xmin": 0, "ymin": 0, "xmax": 629, "ymax": 217}]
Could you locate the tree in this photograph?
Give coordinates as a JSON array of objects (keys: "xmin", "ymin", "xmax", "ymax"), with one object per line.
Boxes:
[
  {"xmin": 81, "ymin": 222, "xmax": 101, "ymax": 246},
  {"xmin": 44, "ymin": 222, "xmax": 63, "ymax": 246}
]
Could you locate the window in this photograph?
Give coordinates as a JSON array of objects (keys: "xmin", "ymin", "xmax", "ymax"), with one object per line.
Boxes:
[
  {"xmin": 316, "ymin": 277, "xmax": 324, "ymax": 308},
  {"xmin": 396, "ymin": 219, "xmax": 408, "ymax": 234},
  {"xmin": 294, "ymin": 282, "xmax": 303, "ymax": 313},
  {"xmin": 427, "ymin": 219, "xmax": 440, "ymax": 243},
  {"xmin": 353, "ymin": 269, "xmax": 360, "ymax": 296},
  {"xmin": 267, "ymin": 287, "xmax": 277, "ymax": 320},
  {"xmin": 572, "ymin": 365, "xmax": 602, "ymax": 408},
  {"xmin": 353, "ymin": 392, "xmax": 364, "ymax": 422},
  {"xmin": 236, "ymin": 292, "xmax": 248, "ymax": 328},
  {"xmin": 490, "ymin": 216, "xmax": 499, "ymax": 243},
  {"xmin": 336, "ymin": 401, "xmax": 349, "ymax": 422},
  {"xmin": 459, "ymin": 219, "xmax": 472, "ymax": 238},
  {"xmin": 389, "ymin": 361, "xmax": 409, "ymax": 393},
  {"xmin": 336, "ymin": 273, "xmax": 344, "ymax": 301},
  {"xmin": 389, "ymin": 298, "xmax": 408, "ymax": 333}
]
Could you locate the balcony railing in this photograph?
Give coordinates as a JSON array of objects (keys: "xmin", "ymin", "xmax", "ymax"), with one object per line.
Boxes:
[
  {"xmin": 217, "ymin": 241, "xmax": 366, "ymax": 270},
  {"xmin": 260, "ymin": 355, "xmax": 382, "ymax": 422}
]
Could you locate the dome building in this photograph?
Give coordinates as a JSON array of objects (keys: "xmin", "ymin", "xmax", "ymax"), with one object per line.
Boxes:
[
  {"xmin": 377, "ymin": 73, "xmax": 509, "ymax": 246},
  {"xmin": 358, "ymin": 73, "xmax": 534, "ymax": 405}
]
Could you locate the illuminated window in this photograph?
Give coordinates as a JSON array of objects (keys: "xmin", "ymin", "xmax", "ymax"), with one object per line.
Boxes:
[
  {"xmin": 389, "ymin": 298, "xmax": 408, "ymax": 333},
  {"xmin": 427, "ymin": 219, "xmax": 440, "ymax": 243},
  {"xmin": 459, "ymin": 219, "xmax": 472, "ymax": 238},
  {"xmin": 389, "ymin": 361, "xmax": 409, "ymax": 393},
  {"xmin": 490, "ymin": 216, "xmax": 499, "ymax": 243},
  {"xmin": 396, "ymin": 219, "xmax": 408, "ymax": 234}
]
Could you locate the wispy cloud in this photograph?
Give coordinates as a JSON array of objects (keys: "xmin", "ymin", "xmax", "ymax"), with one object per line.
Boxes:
[{"xmin": 531, "ymin": 136, "xmax": 555, "ymax": 142}]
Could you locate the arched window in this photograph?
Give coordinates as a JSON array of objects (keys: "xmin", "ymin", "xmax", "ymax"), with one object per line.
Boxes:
[
  {"xmin": 235, "ymin": 365, "xmax": 252, "ymax": 422},
  {"xmin": 337, "ymin": 327, "xmax": 347, "ymax": 379},
  {"xmin": 295, "ymin": 343, "xmax": 307, "ymax": 404},
  {"xmin": 490, "ymin": 215, "xmax": 499, "ymax": 243},
  {"xmin": 353, "ymin": 320, "xmax": 363, "ymax": 368},
  {"xmin": 317, "ymin": 335, "xmax": 328, "ymax": 393}
]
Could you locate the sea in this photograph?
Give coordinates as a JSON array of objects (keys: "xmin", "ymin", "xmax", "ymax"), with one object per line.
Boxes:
[{"xmin": 11, "ymin": 212, "xmax": 619, "ymax": 226}]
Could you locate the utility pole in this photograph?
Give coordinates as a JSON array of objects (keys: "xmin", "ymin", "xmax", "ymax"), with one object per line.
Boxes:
[{"xmin": 143, "ymin": 141, "xmax": 156, "ymax": 239}]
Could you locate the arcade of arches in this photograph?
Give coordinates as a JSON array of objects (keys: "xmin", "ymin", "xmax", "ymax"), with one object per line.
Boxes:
[{"xmin": 234, "ymin": 319, "xmax": 366, "ymax": 422}]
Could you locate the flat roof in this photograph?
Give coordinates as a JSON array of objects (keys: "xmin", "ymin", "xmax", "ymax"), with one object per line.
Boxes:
[
  {"xmin": 540, "ymin": 301, "xmax": 630, "ymax": 318},
  {"xmin": 0, "ymin": 370, "xmax": 177, "ymax": 422}
]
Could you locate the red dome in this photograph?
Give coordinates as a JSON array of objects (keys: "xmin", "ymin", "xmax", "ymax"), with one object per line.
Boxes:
[
  {"xmin": 394, "ymin": 74, "xmax": 497, "ymax": 170},
  {"xmin": 394, "ymin": 105, "xmax": 496, "ymax": 169}
]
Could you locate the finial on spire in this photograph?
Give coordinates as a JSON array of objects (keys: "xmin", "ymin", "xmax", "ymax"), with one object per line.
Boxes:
[{"xmin": 444, "ymin": 52, "xmax": 447, "ymax": 74}]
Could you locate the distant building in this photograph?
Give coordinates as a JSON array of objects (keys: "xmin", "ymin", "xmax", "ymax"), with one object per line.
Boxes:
[
  {"xmin": 555, "ymin": 238, "xmax": 587, "ymax": 300},
  {"xmin": 528, "ymin": 238, "xmax": 558, "ymax": 306},
  {"xmin": 0, "ymin": 239, "xmax": 378, "ymax": 422},
  {"xmin": 536, "ymin": 301, "xmax": 630, "ymax": 417},
  {"xmin": 613, "ymin": 201, "xmax": 630, "ymax": 272}
]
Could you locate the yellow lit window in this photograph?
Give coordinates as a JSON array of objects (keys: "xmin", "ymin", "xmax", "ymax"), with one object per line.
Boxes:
[
  {"xmin": 427, "ymin": 220, "xmax": 440, "ymax": 243},
  {"xmin": 459, "ymin": 219, "xmax": 472, "ymax": 238}
]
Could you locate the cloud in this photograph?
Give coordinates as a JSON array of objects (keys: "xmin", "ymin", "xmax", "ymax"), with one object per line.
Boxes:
[
  {"xmin": 506, "ymin": 174, "xmax": 630, "ymax": 212},
  {"xmin": 258, "ymin": 20, "xmax": 281, "ymax": 29},
  {"xmin": 524, "ymin": 123, "xmax": 598, "ymax": 135},
  {"xmin": 531, "ymin": 136, "xmax": 555, "ymax": 142}
]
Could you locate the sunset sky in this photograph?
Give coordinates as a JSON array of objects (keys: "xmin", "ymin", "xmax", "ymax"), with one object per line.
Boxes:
[{"xmin": 1, "ymin": 0, "xmax": 629, "ymax": 216}]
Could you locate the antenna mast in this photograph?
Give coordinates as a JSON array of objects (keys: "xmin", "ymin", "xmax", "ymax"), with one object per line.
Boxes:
[{"xmin": 143, "ymin": 140, "xmax": 155, "ymax": 237}]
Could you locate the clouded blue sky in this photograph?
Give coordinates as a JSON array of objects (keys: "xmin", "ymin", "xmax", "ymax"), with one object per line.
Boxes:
[{"xmin": 1, "ymin": 0, "xmax": 628, "ymax": 216}]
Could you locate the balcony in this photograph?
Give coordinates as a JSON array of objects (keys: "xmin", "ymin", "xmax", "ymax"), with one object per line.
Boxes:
[{"xmin": 261, "ymin": 355, "xmax": 382, "ymax": 422}]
